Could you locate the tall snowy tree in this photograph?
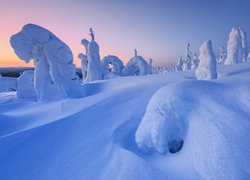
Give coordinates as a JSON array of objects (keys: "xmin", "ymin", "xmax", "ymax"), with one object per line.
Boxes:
[
  {"xmin": 85, "ymin": 28, "xmax": 103, "ymax": 82},
  {"xmin": 196, "ymin": 40, "xmax": 217, "ymax": 80},
  {"xmin": 225, "ymin": 27, "xmax": 243, "ymax": 65}
]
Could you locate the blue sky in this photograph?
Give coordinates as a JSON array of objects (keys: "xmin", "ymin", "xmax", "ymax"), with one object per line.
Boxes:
[{"xmin": 1, "ymin": 0, "xmax": 250, "ymax": 66}]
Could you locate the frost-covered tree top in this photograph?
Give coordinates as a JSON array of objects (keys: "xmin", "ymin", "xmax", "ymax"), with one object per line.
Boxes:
[
  {"xmin": 89, "ymin": 28, "xmax": 95, "ymax": 41},
  {"xmin": 196, "ymin": 40, "xmax": 217, "ymax": 80},
  {"xmin": 225, "ymin": 27, "xmax": 243, "ymax": 65},
  {"xmin": 10, "ymin": 23, "xmax": 84, "ymax": 100}
]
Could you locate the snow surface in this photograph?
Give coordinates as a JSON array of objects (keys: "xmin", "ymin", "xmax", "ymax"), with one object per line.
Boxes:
[
  {"xmin": 0, "ymin": 77, "xmax": 17, "ymax": 92},
  {"xmin": 0, "ymin": 63, "xmax": 250, "ymax": 179}
]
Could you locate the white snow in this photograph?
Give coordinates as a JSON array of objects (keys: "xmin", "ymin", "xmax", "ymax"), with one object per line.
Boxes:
[
  {"xmin": 0, "ymin": 77, "xmax": 17, "ymax": 92},
  {"xmin": 10, "ymin": 24, "xmax": 84, "ymax": 101},
  {"xmin": 102, "ymin": 55, "xmax": 124, "ymax": 79},
  {"xmin": 85, "ymin": 37, "xmax": 102, "ymax": 82},
  {"xmin": 224, "ymin": 27, "xmax": 244, "ymax": 64},
  {"xmin": 17, "ymin": 70, "xmax": 36, "ymax": 99},
  {"xmin": 122, "ymin": 50, "xmax": 150, "ymax": 76},
  {"xmin": 78, "ymin": 39, "xmax": 89, "ymax": 79},
  {"xmin": 196, "ymin": 40, "xmax": 217, "ymax": 80},
  {"xmin": 0, "ymin": 62, "xmax": 250, "ymax": 179}
]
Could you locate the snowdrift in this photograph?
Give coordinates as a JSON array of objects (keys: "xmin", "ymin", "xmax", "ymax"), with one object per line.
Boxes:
[{"xmin": 0, "ymin": 63, "xmax": 250, "ymax": 179}]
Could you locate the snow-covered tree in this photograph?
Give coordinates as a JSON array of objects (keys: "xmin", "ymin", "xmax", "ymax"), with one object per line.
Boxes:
[
  {"xmin": 17, "ymin": 70, "xmax": 36, "ymax": 99},
  {"xmin": 196, "ymin": 40, "xmax": 217, "ymax": 80},
  {"xmin": 85, "ymin": 28, "xmax": 103, "ymax": 82},
  {"xmin": 182, "ymin": 43, "xmax": 192, "ymax": 71},
  {"xmin": 238, "ymin": 27, "xmax": 248, "ymax": 62},
  {"xmin": 176, "ymin": 56, "xmax": 183, "ymax": 71},
  {"xmin": 10, "ymin": 24, "xmax": 84, "ymax": 101},
  {"xmin": 217, "ymin": 46, "xmax": 226, "ymax": 64},
  {"xmin": 122, "ymin": 49, "xmax": 150, "ymax": 76},
  {"xmin": 225, "ymin": 27, "xmax": 243, "ymax": 65},
  {"xmin": 147, "ymin": 58, "xmax": 153, "ymax": 74},
  {"xmin": 102, "ymin": 55, "xmax": 124, "ymax": 79},
  {"xmin": 78, "ymin": 39, "xmax": 89, "ymax": 79},
  {"xmin": 191, "ymin": 53, "xmax": 199, "ymax": 70}
]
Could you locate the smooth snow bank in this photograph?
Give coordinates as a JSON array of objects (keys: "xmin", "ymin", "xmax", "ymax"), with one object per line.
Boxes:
[
  {"xmin": 10, "ymin": 23, "xmax": 84, "ymax": 101},
  {"xmin": 196, "ymin": 40, "xmax": 217, "ymax": 80},
  {"xmin": 0, "ymin": 77, "xmax": 17, "ymax": 92},
  {"xmin": 0, "ymin": 63, "xmax": 250, "ymax": 179}
]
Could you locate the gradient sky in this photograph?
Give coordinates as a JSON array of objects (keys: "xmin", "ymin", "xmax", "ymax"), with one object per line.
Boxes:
[{"xmin": 0, "ymin": 0, "xmax": 250, "ymax": 67}]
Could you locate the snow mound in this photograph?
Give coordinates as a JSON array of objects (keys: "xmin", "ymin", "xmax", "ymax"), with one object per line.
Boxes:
[
  {"xmin": 135, "ymin": 82, "xmax": 191, "ymax": 154},
  {"xmin": 10, "ymin": 23, "xmax": 84, "ymax": 101}
]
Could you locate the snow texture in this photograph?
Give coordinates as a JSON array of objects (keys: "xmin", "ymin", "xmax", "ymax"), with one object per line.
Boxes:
[
  {"xmin": 10, "ymin": 24, "xmax": 84, "ymax": 101},
  {"xmin": 0, "ymin": 77, "xmax": 17, "ymax": 92},
  {"xmin": 122, "ymin": 50, "xmax": 150, "ymax": 76},
  {"xmin": 102, "ymin": 55, "xmax": 124, "ymax": 79},
  {"xmin": 196, "ymin": 40, "xmax": 217, "ymax": 80},
  {"xmin": 225, "ymin": 27, "xmax": 244, "ymax": 64},
  {"xmin": 17, "ymin": 70, "xmax": 36, "ymax": 99}
]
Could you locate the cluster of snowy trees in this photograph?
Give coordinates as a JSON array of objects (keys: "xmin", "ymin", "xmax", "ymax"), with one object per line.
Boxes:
[
  {"xmin": 10, "ymin": 24, "xmax": 153, "ymax": 101},
  {"xmin": 78, "ymin": 33, "xmax": 152, "ymax": 82},
  {"xmin": 174, "ymin": 27, "xmax": 249, "ymax": 80}
]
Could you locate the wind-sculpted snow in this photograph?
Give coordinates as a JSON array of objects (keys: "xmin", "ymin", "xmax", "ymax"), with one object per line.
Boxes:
[
  {"xmin": 102, "ymin": 55, "xmax": 124, "ymax": 79},
  {"xmin": 10, "ymin": 24, "xmax": 84, "ymax": 101}
]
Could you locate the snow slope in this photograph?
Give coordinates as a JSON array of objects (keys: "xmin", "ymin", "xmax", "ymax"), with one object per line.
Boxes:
[{"xmin": 0, "ymin": 63, "xmax": 250, "ymax": 179}]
